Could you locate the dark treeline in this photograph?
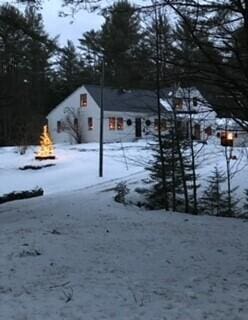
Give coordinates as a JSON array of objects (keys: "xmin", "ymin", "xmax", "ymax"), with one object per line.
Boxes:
[{"xmin": 1, "ymin": 0, "xmax": 248, "ymax": 146}]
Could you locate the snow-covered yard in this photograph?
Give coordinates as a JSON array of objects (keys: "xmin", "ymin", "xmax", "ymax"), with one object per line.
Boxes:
[
  {"xmin": 0, "ymin": 141, "xmax": 149, "ymax": 196},
  {"xmin": 0, "ymin": 187, "xmax": 248, "ymax": 320},
  {"xmin": 0, "ymin": 139, "xmax": 247, "ymax": 204},
  {"xmin": 0, "ymin": 140, "xmax": 248, "ymax": 319}
]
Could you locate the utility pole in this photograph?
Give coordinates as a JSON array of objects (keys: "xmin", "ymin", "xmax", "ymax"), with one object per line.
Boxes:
[
  {"xmin": 99, "ymin": 56, "xmax": 104, "ymax": 177},
  {"xmin": 154, "ymin": 4, "xmax": 169, "ymax": 210}
]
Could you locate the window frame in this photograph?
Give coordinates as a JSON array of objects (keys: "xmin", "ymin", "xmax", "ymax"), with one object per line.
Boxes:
[
  {"xmin": 117, "ymin": 117, "xmax": 124, "ymax": 130},
  {"xmin": 80, "ymin": 93, "xmax": 87, "ymax": 107},
  {"xmin": 109, "ymin": 117, "xmax": 116, "ymax": 130},
  {"xmin": 88, "ymin": 117, "xmax": 93, "ymax": 131}
]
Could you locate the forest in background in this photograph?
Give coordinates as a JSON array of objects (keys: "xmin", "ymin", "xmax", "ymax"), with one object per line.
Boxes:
[{"xmin": 0, "ymin": 0, "xmax": 248, "ymax": 146}]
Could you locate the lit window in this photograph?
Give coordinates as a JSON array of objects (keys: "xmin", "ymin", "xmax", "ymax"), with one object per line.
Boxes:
[
  {"xmin": 220, "ymin": 131, "xmax": 233, "ymax": 147},
  {"xmin": 80, "ymin": 94, "xmax": 87, "ymax": 107},
  {"xmin": 109, "ymin": 117, "xmax": 116, "ymax": 130},
  {"xmin": 88, "ymin": 117, "xmax": 93, "ymax": 130},
  {"xmin": 227, "ymin": 132, "xmax": 233, "ymax": 140},
  {"xmin": 57, "ymin": 121, "xmax": 62, "ymax": 133},
  {"xmin": 117, "ymin": 117, "xmax": 124, "ymax": 130}
]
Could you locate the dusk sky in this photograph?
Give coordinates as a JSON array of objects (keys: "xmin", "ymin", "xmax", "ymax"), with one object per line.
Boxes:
[
  {"xmin": 4, "ymin": 0, "xmax": 147, "ymax": 46},
  {"xmin": 40, "ymin": 0, "xmax": 104, "ymax": 46},
  {"xmin": 10, "ymin": 0, "xmax": 104, "ymax": 46}
]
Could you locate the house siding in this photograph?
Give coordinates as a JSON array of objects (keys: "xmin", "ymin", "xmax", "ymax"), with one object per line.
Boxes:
[
  {"xmin": 47, "ymin": 86, "xmax": 100, "ymax": 144},
  {"xmin": 47, "ymin": 85, "xmax": 160, "ymax": 144},
  {"xmin": 47, "ymin": 85, "xmax": 218, "ymax": 145},
  {"xmin": 103, "ymin": 111, "xmax": 156, "ymax": 143}
]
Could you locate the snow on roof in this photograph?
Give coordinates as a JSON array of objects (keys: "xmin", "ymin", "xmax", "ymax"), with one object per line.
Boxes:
[
  {"xmin": 160, "ymin": 98, "xmax": 173, "ymax": 112},
  {"xmin": 216, "ymin": 118, "xmax": 239, "ymax": 129}
]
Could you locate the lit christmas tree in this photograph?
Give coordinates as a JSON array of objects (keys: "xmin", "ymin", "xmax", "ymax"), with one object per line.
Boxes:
[{"xmin": 35, "ymin": 125, "xmax": 55, "ymax": 160}]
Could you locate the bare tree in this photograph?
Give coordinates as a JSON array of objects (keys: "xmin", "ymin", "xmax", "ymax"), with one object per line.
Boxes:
[{"xmin": 62, "ymin": 107, "xmax": 83, "ymax": 143}]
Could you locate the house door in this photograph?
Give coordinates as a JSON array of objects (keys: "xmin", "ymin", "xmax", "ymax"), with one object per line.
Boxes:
[{"xmin": 135, "ymin": 118, "xmax": 142, "ymax": 138}]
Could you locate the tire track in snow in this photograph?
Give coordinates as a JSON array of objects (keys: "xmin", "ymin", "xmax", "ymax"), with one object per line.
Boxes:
[{"xmin": 71, "ymin": 170, "xmax": 146, "ymax": 193}]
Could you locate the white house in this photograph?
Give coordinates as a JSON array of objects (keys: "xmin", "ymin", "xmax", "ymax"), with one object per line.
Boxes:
[
  {"xmin": 168, "ymin": 86, "xmax": 217, "ymax": 141},
  {"xmin": 47, "ymin": 84, "xmax": 217, "ymax": 144}
]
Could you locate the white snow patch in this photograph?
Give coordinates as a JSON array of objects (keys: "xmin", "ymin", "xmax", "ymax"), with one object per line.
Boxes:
[{"xmin": 0, "ymin": 187, "xmax": 248, "ymax": 319}]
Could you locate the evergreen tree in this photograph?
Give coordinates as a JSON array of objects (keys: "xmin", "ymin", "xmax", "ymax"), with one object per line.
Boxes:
[
  {"xmin": 221, "ymin": 186, "xmax": 239, "ymax": 217},
  {"xmin": 200, "ymin": 167, "xmax": 226, "ymax": 216},
  {"xmin": 101, "ymin": 0, "xmax": 141, "ymax": 87},
  {"xmin": 78, "ymin": 0, "xmax": 145, "ymax": 88},
  {"xmin": 48, "ymin": 40, "xmax": 91, "ymax": 112},
  {"xmin": 0, "ymin": 4, "xmax": 56, "ymax": 145},
  {"xmin": 147, "ymin": 117, "xmax": 196, "ymax": 212},
  {"xmin": 79, "ymin": 29, "xmax": 102, "ymax": 67},
  {"xmin": 147, "ymin": 129, "xmax": 174, "ymax": 210},
  {"xmin": 145, "ymin": 9, "xmax": 173, "ymax": 87},
  {"xmin": 58, "ymin": 41, "xmax": 84, "ymax": 92}
]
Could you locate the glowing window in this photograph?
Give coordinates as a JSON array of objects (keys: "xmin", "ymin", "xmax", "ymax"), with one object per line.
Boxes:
[
  {"xmin": 88, "ymin": 117, "xmax": 93, "ymax": 130},
  {"xmin": 117, "ymin": 118, "xmax": 124, "ymax": 130},
  {"xmin": 80, "ymin": 94, "xmax": 87, "ymax": 107},
  {"xmin": 109, "ymin": 117, "xmax": 116, "ymax": 130}
]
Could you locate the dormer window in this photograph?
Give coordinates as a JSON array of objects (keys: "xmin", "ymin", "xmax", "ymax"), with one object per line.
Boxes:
[{"xmin": 80, "ymin": 94, "xmax": 87, "ymax": 107}]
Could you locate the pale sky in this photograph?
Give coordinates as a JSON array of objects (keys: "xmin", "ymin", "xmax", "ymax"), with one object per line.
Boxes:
[
  {"xmin": 41, "ymin": 0, "xmax": 104, "ymax": 46},
  {"xmin": 3, "ymin": 0, "xmax": 148, "ymax": 47},
  {"xmin": 2, "ymin": 0, "xmax": 104, "ymax": 46},
  {"xmin": 40, "ymin": 0, "xmax": 146, "ymax": 46}
]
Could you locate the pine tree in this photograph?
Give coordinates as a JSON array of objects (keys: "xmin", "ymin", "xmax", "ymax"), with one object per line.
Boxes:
[
  {"xmin": 221, "ymin": 186, "xmax": 239, "ymax": 217},
  {"xmin": 146, "ymin": 9, "xmax": 173, "ymax": 87},
  {"xmin": 0, "ymin": 4, "xmax": 56, "ymax": 145},
  {"xmin": 147, "ymin": 120, "xmax": 194, "ymax": 212},
  {"xmin": 57, "ymin": 40, "xmax": 85, "ymax": 95},
  {"xmin": 200, "ymin": 167, "xmax": 226, "ymax": 216},
  {"xmin": 101, "ymin": 0, "xmax": 141, "ymax": 88},
  {"xmin": 147, "ymin": 130, "xmax": 173, "ymax": 210}
]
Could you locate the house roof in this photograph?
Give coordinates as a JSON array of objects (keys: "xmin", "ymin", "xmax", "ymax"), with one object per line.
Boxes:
[{"xmin": 84, "ymin": 85, "xmax": 172, "ymax": 114}]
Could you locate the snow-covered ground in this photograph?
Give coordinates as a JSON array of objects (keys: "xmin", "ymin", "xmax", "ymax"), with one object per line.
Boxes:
[
  {"xmin": 1, "ymin": 140, "xmax": 248, "ymax": 319},
  {"xmin": 0, "ymin": 139, "xmax": 247, "ymax": 204},
  {"xmin": 0, "ymin": 141, "xmax": 149, "ymax": 196},
  {"xmin": 0, "ymin": 186, "xmax": 248, "ymax": 320}
]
